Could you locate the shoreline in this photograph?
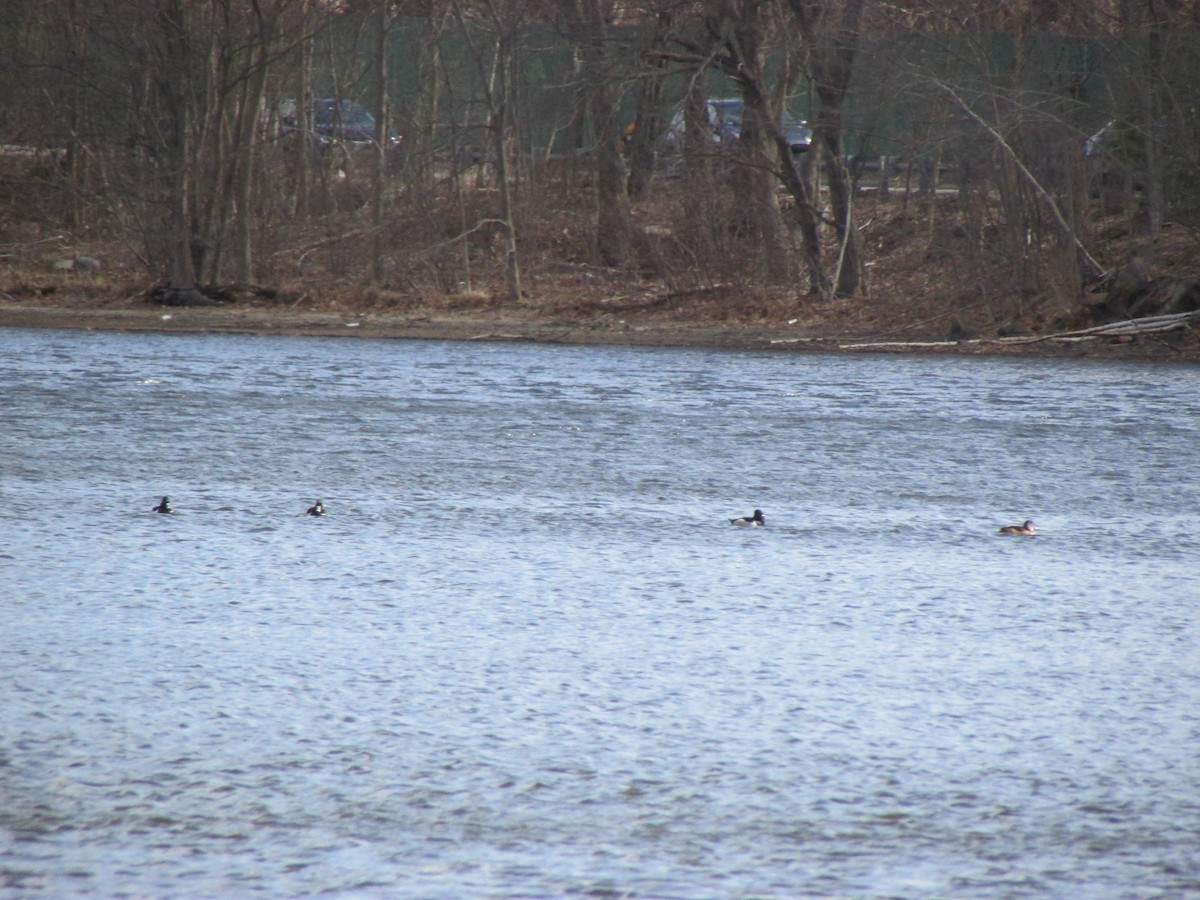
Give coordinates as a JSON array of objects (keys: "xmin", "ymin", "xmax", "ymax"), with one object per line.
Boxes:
[{"xmin": 1, "ymin": 303, "xmax": 1197, "ymax": 364}]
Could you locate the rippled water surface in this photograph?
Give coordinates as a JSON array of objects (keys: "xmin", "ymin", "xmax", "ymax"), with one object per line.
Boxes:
[{"xmin": 2, "ymin": 328, "xmax": 1199, "ymax": 897}]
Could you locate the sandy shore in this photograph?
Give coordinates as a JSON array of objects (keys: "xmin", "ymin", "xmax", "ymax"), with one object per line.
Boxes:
[{"xmin": 1, "ymin": 303, "xmax": 1197, "ymax": 363}]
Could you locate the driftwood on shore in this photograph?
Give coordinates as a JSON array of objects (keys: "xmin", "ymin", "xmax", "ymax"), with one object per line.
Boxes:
[
  {"xmin": 1012, "ymin": 310, "xmax": 1200, "ymax": 342},
  {"xmin": 770, "ymin": 309, "xmax": 1200, "ymax": 352}
]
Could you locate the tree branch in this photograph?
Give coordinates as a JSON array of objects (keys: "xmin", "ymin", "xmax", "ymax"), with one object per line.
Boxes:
[{"xmin": 932, "ymin": 79, "xmax": 1106, "ymax": 279}]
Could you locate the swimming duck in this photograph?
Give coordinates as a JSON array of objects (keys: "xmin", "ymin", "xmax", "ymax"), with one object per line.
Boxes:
[
  {"xmin": 999, "ymin": 519, "xmax": 1036, "ymax": 536},
  {"xmin": 306, "ymin": 500, "xmax": 327, "ymax": 517},
  {"xmin": 730, "ymin": 509, "xmax": 766, "ymax": 527},
  {"xmin": 153, "ymin": 496, "xmax": 173, "ymax": 514}
]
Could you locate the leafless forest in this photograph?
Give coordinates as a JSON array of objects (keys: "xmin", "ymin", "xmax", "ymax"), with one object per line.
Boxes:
[{"xmin": 2, "ymin": 1, "xmax": 1198, "ymax": 339}]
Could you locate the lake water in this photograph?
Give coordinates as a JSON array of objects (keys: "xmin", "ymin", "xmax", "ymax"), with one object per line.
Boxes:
[{"xmin": 1, "ymin": 328, "xmax": 1198, "ymax": 898}]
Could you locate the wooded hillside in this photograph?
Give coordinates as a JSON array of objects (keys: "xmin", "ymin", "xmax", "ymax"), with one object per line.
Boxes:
[{"xmin": 2, "ymin": 1, "xmax": 1198, "ymax": 345}]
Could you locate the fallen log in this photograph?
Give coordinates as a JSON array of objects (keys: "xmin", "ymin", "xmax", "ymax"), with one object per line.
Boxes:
[
  {"xmin": 826, "ymin": 310, "xmax": 1200, "ymax": 351},
  {"xmin": 1006, "ymin": 309, "xmax": 1200, "ymax": 343}
]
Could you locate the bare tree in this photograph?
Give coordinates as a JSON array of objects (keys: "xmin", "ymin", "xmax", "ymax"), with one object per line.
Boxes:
[
  {"xmin": 624, "ymin": 8, "xmax": 674, "ymax": 201},
  {"xmin": 291, "ymin": 0, "xmax": 317, "ymax": 219},
  {"xmin": 1102, "ymin": 1, "xmax": 1200, "ymax": 237},
  {"xmin": 717, "ymin": 1, "xmax": 793, "ymax": 282},
  {"xmin": 6, "ymin": 0, "xmax": 1198, "ymax": 322},
  {"xmin": 408, "ymin": 9, "xmax": 453, "ymax": 191},
  {"xmin": 371, "ymin": 0, "xmax": 393, "ymax": 283},
  {"xmin": 785, "ymin": 0, "xmax": 867, "ymax": 298},
  {"xmin": 896, "ymin": 0, "xmax": 1113, "ymax": 314},
  {"xmin": 153, "ymin": 0, "xmax": 202, "ymax": 290},
  {"xmin": 655, "ymin": 2, "xmax": 792, "ymax": 285},
  {"xmin": 451, "ymin": 0, "xmax": 525, "ymax": 302},
  {"xmin": 556, "ymin": 0, "xmax": 636, "ymax": 267},
  {"xmin": 658, "ymin": 1, "xmax": 828, "ymax": 292},
  {"xmin": 60, "ymin": 0, "xmax": 310, "ymax": 290}
]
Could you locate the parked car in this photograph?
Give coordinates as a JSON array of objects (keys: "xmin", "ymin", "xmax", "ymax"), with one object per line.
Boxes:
[
  {"xmin": 282, "ymin": 98, "xmax": 403, "ymax": 165},
  {"xmin": 666, "ymin": 98, "xmax": 812, "ymax": 155},
  {"xmin": 311, "ymin": 99, "xmax": 378, "ymax": 143}
]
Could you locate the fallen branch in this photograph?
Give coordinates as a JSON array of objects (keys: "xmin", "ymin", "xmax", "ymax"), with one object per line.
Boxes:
[
  {"xmin": 277, "ymin": 228, "xmax": 372, "ymax": 263},
  {"xmin": 931, "ymin": 80, "xmax": 1106, "ymax": 280},
  {"xmin": 835, "ymin": 339, "xmax": 978, "ymax": 350},
  {"xmin": 1004, "ymin": 309, "xmax": 1200, "ymax": 342},
  {"xmin": 826, "ymin": 309, "xmax": 1200, "ymax": 351}
]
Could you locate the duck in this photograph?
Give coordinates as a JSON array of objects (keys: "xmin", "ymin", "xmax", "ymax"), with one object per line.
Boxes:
[
  {"xmin": 306, "ymin": 500, "xmax": 327, "ymax": 517},
  {"xmin": 730, "ymin": 509, "xmax": 766, "ymax": 527},
  {"xmin": 153, "ymin": 496, "xmax": 174, "ymax": 514},
  {"xmin": 999, "ymin": 519, "xmax": 1036, "ymax": 536}
]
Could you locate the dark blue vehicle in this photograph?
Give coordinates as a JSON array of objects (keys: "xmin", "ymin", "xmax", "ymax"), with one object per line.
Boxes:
[
  {"xmin": 667, "ymin": 98, "xmax": 812, "ymax": 155},
  {"xmin": 283, "ymin": 99, "xmax": 402, "ymax": 165}
]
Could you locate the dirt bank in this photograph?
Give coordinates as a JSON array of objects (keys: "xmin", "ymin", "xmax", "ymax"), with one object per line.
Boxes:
[
  {"xmin": 6, "ymin": 181, "xmax": 1200, "ymax": 364},
  {"xmin": 2, "ymin": 299, "xmax": 1197, "ymax": 363}
]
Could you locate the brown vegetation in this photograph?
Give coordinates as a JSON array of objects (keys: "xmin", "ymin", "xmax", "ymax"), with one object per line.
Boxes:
[
  {"xmin": 4, "ymin": 173, "xmax": 1199, "ymax": 361},
  {"xmin": 2, "ymin": 2, "xmax": 1200, "ymax": 362}
]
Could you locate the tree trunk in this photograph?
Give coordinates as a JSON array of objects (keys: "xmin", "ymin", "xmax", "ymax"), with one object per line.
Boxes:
[
  {"xmin": 294, "ymin": 0, "xmax": 314, "ymax": 218},
  {"xmin": 625, "ymin": 16, "xmax": 671, "ymax": 201},
  {"xmin": 728, "ymin": 8, "xmax": 790, "ymax": 282},
  {"xmin": 680, "ymin": 70, "xmax": 716, "ymax": 262},
  {"xmin": 62, "ymin": 0, "xmax": 88, "ymax": 231},
  {"xmin": 371, "ymin": 0, "xmax": 391, "ymax": 284},
  {"xmin": 158, "ymin": 0, "xmax": 198, "ymax": 289},
  {"xmin": 487, "ymin": 23, "xmax": 522, "ymax": 302},
  {"xmin": 452, "ymin": 0, "xmax": 523, "ymax": 303},
  {"xmin": 775, "ymin": 137, "xmax": 827, "ymax": 295},
  {"xmin": 584, "ymin": 1, "xmax": 633, "ymax": 267},
  {"xmin": 492, "ymin": 55, "xmax": 522, "ymax": 303},
  {"xmin": 786, "ymin": 0, "xmax": 867, "ymax": 298},
  {"xmin": 231, "ymin": 12, "xmax": 273, "ymax": 284},
  {"xmin": 413, "ymin": 13, "xmax": 447, "ymax": 190}
]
